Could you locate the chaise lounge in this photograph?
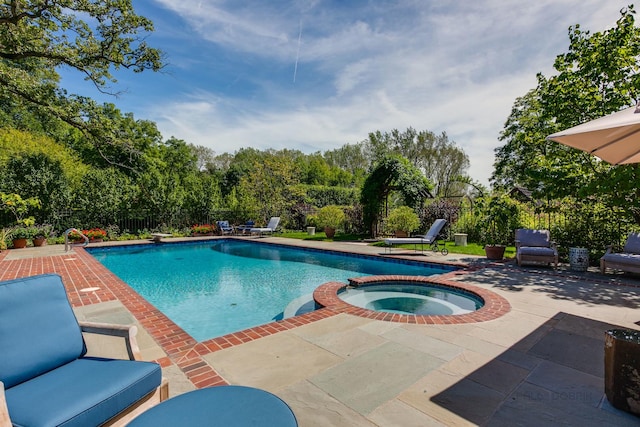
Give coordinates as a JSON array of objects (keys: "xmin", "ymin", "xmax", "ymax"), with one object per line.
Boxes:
[
  {"xmin": 0, "ymin": 274, "xmax": 168, "ymax": 427},
  {"xmin": 515, "ymin": 228, "xmax": 558, "ymax": 268},
  {"xmin": 216, "ymin": 220, "xmax": 234, "ymax": 235},
  {"xmin": 250, "ymin": 217, "xmax": 280, "ymax": 237},
  {"xmin": 384, "ymin": 219, "xmax": 448, "ymax": 254},
  {"xmin": 600, "ymin": 232, "xmax": 640, "ymax": 274}
]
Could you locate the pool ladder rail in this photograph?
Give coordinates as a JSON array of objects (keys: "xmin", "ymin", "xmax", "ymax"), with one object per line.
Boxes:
[{"xmin": 64, "ymin": 228, "xmax": 89, "ymax": 252}]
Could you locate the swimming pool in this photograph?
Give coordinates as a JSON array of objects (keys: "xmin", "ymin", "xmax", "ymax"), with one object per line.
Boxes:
[{"xmin": 88, "ymin": 240, "xmax": 456, "ymax": 341}]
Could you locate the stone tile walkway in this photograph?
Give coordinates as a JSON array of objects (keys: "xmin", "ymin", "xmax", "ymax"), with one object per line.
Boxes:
[{"xmin": 2, "ymin": 237, "xmax": 640, "ymax": 426}]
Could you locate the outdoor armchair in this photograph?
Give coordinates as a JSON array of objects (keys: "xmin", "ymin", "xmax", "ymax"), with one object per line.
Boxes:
[
  {"xmin": 0, "ymin": 274, "xmax": 168, "ymax": 427},
  {"xmin": 515, "ymin": 229, "xmax": 558, "ymax": 268},
  {"xmin": 600, "ymin": 232, "xmax": 640, "ymax": 274}
]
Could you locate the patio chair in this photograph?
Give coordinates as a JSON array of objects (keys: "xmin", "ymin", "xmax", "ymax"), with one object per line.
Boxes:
[
  {"xmin": 600, "ymin": 232, "xmax": 640, "ymax": 274},
  {"xmin": 0, "ymin": 274, "xmax": 168, "ymax": 427},
  {"xmin": 515, "ymin": 229, "xmax": 558, "ymax": 268},
  {"xmin": 251, "ymin": 217, "xmax": 280, "ymax": 236},
  {"xmin": 384, "ymin": 219, "xmax": 448, "ymax": 255},
  {"xmin": 235, "ymin": 220, "xmax": 255, "ymax": 235},
  {"xmin": 216, "ymin": 220, "xmax": 234, "ymax": 235}
]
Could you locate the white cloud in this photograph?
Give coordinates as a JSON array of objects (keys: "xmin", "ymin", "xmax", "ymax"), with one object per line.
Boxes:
[{"xmin": 145, "ymin": 0, "xmax": 632, "ymax": 186}]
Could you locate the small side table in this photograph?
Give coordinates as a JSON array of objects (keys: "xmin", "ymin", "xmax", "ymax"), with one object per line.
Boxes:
[
  {"xmin": 569, "ymin": 247, "xmax": 589, "ymax": 272},
  {"xmin": 454, "ymin": 233, "xmax": 468, "ymax": 246},
  {"xmin": 128, "ymin": 385, "xmax": 298, "ymax": 427}
]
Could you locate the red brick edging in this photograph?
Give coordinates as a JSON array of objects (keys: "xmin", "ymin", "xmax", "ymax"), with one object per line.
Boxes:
[{"xmin": 314, "ymin": 274, "xmax": 510, "ymax": 324}]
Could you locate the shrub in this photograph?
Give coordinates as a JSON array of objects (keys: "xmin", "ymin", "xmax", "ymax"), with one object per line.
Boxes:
[
  {"xmin": 385, "ymin": 206, "xmax": 420, "ymax": 233},
  {"xmin": 316, "ymin": 205, "xmax": 346, "ymax": 230}
]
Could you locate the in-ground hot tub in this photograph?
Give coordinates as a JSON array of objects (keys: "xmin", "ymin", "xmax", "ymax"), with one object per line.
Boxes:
[
  {"xmin": 338, "ymin": 281, "xmax": 483, "ymax": 316},
  {"xmin": 313, "ymin": 275, "xmax": 510, "ymax": 324}
]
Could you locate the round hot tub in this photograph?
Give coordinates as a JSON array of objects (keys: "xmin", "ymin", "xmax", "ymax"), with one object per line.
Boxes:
[
  {"xmin": 338, "ymin": 281, "xmax": 483, "ymax": 316},
  {"xmin": 313, "ymin": 275, "xmax": 510, "ymax": 324}
]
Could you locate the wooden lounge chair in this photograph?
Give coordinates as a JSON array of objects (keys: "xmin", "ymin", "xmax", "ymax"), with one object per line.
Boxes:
[
  {"xmin": 0, "ymin": 274, "xmax": 168, "ymax": 427},
  {"xmin": 515, "ymin": 229, "xmax": 558, "ymax": 268},
  {"xmin": 600, "ymin": 232, "xmax": 640, "ymax": 274}
]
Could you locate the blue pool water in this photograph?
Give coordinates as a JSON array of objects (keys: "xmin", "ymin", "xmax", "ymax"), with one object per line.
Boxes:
[{"xmin": 88, "ymin": 240, "xmax": 455, "ymax": 341}]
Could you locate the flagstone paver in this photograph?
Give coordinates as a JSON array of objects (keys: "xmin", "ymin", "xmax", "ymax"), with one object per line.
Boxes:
[{"xmin": 2, "ymin": 237, "xmax": 640, "ymax": 425}]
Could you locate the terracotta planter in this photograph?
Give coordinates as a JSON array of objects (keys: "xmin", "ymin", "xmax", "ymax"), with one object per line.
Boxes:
[
  {"xmin": 12, "ymin": 238, "xmax": 28, "ymax": 249},
  {"xmin": 485, "ymin": 245, "xmax": 506, "ymax": 260},
  {"xmin": 89, "ymin": 238, "xmax": 103, "ymax": 243},
  {"xmin": 324, "ymin": 227, "xmax": 336, "ymax": 239},
  {"xmin": 32, "ymin": 237, "xmax": 47, "ymax": 247}
]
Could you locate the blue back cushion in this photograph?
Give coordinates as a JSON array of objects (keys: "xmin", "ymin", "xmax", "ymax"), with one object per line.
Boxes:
[
  {"xmin": 624, "ymin": 232, "xmax": 640, "ymax": 254},
  {"xmin": 515, "ymin": 229, "xmax": 550, "ymax": 247},
  {"xmin": 0, "ymin": 274, "xmax": 85, "ymax": 388}
]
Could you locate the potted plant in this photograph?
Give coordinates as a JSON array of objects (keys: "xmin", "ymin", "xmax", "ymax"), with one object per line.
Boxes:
[
  {"xmin": 306, "ymin": 214, "xmax": 318, "ymax": 236},
  {"xmin": 11, "ymin": 226, "xmax": 33, "ymax": 249},
  {"xmin": 32, "ymin": 224, "xmax": 52, "ymax": 247},
  {"xmin": 84, "ymin": 227, "xmax": 107, "ymax": 242},
  {"xmin": 385, "ymin": 206, "xmax": 420, "ymax": 238},
  {"xmin": 190, "ymin": 224, "xmax": 216, "ymax": 236},
  {"xmin": 478, "ymin": 195, "xmax": 520, "ymax": 260},
  {"xmin": 316, "ymin": 205, "xmax": 346, "ymax": 239}
]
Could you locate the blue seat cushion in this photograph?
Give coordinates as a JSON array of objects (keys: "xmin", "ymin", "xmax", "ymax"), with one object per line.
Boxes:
[
  {"xmin": 6, "ymin": 357, "xmax": 162, "ymax": 427},
  {"xmin": 602, "ymin": 252, "xmax": 640, "ymax": 265},
  {"xmin": 127, "ymin": 385, "xmax": 297, "ymax": 427},
  {"xmin": 0, "ymin": 274, "xmax": 85, "ymax": 388},
  {"xmin": 518, "ymin": 246, "xmax": 556, "ymax": 256}
]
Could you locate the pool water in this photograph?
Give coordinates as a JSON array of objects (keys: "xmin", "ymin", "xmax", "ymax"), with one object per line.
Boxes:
[
  {"xmin": 88, "ymin": 240, "xmax": 454, "ymax": 341},
  {"xmin": 338, "ymin": 282, "xmax": 483, "ymax": 315}
]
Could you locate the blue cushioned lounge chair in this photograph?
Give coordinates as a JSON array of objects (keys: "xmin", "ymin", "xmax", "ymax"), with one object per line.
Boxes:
[
  {"xmin": 250, "ymin": 217, "xmax": 280, "ymax": 236},
  {"xmin": 384, "ymin": 218, "xmax": 448, "ymax": 255},
  {"xmin": 0, "ymin": 274, "xmax": 168, "ymax": 427},
  {"xmin": 216, "ymin": 220, "xmax": 234, "ymax": 235}
]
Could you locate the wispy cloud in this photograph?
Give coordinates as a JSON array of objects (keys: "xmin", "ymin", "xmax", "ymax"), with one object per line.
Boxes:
[{"xmin": 146, "ymin": 0, "xmax": 630, "ymax": 185}]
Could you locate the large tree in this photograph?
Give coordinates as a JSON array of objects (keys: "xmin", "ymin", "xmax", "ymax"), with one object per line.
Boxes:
[
  {"xmin": 492, "ymin": 5, "xmax": 640, "ymax": 221},
  {"xmin": 366, "ymin": 127, "xmax": 470, "ymax": 197},
  {"xmin": 0, "ymin": 0, "xmax": 163, "ymax": 165}
]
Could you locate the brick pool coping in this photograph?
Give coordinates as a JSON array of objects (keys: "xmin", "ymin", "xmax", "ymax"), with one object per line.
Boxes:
[
  {"xmin": 0, "ymin": 241, "xmax": 508, "ymax": 390},
  {"xmin": 313, "ymin": 274, "xmax": 511, "ymax": 324}
]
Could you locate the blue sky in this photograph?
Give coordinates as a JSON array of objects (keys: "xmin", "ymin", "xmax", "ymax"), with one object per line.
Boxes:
[{"xmin": 61, "ymin": 0, "xmax": 632, "ymax": 185}]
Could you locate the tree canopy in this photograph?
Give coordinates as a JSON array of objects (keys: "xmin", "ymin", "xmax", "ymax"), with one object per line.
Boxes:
[
  {"xmin": 0, "ymin": 0, "xmax": 163, "ymax": 165},
  {"xmin": 360, "ymin": 155, "xmax": 433, "ymax": 237},
  {"xmin": 492, "ymin": 5, "xmax": 640, "ymax": 222}
]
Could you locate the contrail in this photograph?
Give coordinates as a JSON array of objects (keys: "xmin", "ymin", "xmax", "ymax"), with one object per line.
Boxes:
[{"xmin": 293, "ymin": 19, "xmax": 302, "ymax": 83}]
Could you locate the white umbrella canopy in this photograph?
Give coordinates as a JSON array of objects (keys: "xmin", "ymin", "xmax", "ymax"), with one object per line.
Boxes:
[{"xmin": 546, "ymin": 103, "xmax": 640, "ymax": 165}]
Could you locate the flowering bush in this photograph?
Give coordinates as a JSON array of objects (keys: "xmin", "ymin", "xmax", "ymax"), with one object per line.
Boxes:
[
  {"xmin": 68, "ymin": 230, "xmax": 85, "ymax": 241},
  {"xmin": 190, "ymin": 224, "xmax": 216, "ymax": 235},
  {"xmin": 83, "ymin": 228, "xmax": 107, "ymax": 239}
]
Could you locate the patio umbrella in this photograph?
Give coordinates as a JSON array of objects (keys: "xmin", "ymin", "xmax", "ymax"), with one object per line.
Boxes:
[{"xmin": 546, "ymin": 102, "xmax": 640, "ymax": 165}]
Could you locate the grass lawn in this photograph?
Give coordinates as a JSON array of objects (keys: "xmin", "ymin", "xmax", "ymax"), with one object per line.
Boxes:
[{"xmin": 278, "ymin": 231, "xmax": 516, "ymax": 258}]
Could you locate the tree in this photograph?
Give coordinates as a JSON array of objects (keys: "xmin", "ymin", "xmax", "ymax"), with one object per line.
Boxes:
[
  {"xmin": 360, "ymin": 155, "xmax": 433, "ymax": 237},
  {"xmin": 0, "ymin": 0, "xmax": 163, "ymax": 163},
  {"xmin": 366, "ymin": 127, "xmax": 470, "ymax": 197},
  {"xmin": 492, "ymin": 6, "xmax": 640, "ymax": 222}
]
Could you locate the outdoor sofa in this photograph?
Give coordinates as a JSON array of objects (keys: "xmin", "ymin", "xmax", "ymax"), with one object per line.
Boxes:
[
  {"xmin": 0, "ymin": 273, "xmax": 168, "ymax": 427},
  {"xmin": 600, "ymin": 232, "xmax": 640, "ymax": 274}
]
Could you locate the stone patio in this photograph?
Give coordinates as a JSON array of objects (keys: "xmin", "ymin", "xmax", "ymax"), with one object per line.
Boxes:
[{"xmin": 2, "ymin": 237, "xmax": 639, "ymax": 426}]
